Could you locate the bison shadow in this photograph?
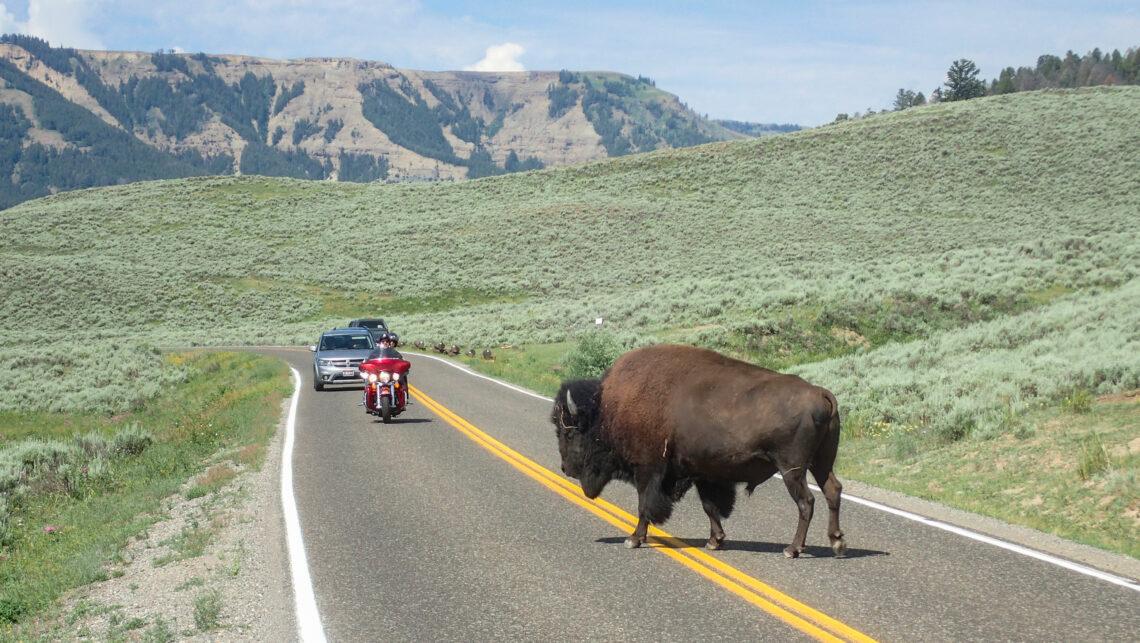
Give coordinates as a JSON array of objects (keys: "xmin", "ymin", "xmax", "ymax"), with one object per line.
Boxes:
[{"xmin": 595, "ymin": 536, "xmax": 887, "ymax": 559}]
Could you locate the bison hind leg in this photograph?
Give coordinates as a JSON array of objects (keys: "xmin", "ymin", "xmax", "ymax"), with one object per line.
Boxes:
[
  {"xmin": 780, "ymin": 467, "xmax": 815, "ymax": 559},
  {"xmin": 695, "ymin": 480, "xmax": 736, "ymax": 550},
  {"xmin": 812, "ymin": 466, "xmax": 846, "ymax": 557}
]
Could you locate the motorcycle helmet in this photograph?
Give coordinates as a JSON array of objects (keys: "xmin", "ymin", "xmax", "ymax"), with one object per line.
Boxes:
[{"xmin": 386, "ymin": 332, "xmax": 399, "ymax": 346}]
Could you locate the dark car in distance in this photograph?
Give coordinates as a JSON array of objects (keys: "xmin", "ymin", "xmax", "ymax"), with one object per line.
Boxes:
[{"xmin": 347, "ymin": 318, "xmax": 388, "ymax": 341}]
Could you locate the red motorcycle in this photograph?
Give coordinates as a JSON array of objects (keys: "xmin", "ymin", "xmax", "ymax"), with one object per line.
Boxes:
[{"xmin": 359, "ymin": 352, "xmax": 411, "ymax": 423}]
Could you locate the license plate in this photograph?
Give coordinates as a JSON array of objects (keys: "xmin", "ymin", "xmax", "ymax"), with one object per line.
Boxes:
[{"xmin": 342, "ymin": 369, "xmax": 355, "ymax": 377}]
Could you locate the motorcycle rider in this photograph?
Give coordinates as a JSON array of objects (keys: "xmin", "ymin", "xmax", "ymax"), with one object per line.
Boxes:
[
  {"xmin": 365, "ymin": 332, "xmax": 410, "ymax": 402},
  {"xmin": 368, "ymin": 332, "xmax": 403, "ymax": 360}
]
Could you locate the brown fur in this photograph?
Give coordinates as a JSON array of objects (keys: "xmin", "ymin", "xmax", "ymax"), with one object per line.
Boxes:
[{"xmin": 556, "ymin": 344, "xmax": 846, "ymax": 557}]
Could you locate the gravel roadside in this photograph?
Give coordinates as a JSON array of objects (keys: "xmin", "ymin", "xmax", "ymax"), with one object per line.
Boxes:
[{"xmin": 27, "ymin": 400, "xmax": 298, "ymax": 641}]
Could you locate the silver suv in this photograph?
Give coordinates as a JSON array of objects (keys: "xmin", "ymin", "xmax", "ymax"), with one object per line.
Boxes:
[{"xmin": 310, "ymin": 328, "xmax": 376, "ymax": 391}]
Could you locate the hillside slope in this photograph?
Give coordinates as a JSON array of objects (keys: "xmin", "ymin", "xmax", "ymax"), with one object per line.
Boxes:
[
  {"xmin": 1, "ymin": 86, "xmax": 1137, "ymax": 421},
  {"xmin": 0, "ymin": 37, "xmax": 742, "ymax": 208}
]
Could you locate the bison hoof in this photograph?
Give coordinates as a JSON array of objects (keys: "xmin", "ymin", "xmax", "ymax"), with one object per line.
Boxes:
[
  {"xmin": 624, "ymin": 537, "xmax": 643, "ymax": 549},
  {"xmin": 706, "ymin": 538, "xmax": 724, "ymax": 551},
  {"xmin": 783, "ymin": 546, "xmax": 801, "ymax": 559},
  {"xmin": 832, "ymin": 538, "xmax": 848, "ymax": 558}
]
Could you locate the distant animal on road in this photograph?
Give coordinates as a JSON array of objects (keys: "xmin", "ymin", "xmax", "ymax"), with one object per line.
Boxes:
[{"xmin": 551, "ymin": 344, "xmax": 846, "ymax": 558}]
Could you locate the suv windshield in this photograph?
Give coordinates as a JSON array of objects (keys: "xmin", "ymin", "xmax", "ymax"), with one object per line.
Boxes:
[{"xmin": 320, "ymin": 333, "xmax": 373, "ymax": 351}]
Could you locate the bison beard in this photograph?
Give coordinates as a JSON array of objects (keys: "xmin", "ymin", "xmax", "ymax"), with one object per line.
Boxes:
[
  {"xmin": 552, "ymin": 383, "xmax": 696, "ymax": 522},
  {"xmin": 552, "ymin": 345, "xmax": 846, "ymax": 558}
]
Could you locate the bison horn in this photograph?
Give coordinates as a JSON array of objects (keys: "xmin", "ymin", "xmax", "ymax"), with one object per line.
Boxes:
[{"xmin": 565, "ymin": 390, "xmax": 577, "ymax": 417}]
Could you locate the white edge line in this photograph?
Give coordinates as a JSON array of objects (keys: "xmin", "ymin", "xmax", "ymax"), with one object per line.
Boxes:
[
  {"xmin": 410, "ymin": 351, "xmax": 550, "ymax": 401},
  {"xmin": 837, "ymin": 489, "xmax": 1140, "ymax": 593},
  {"xmin": 283, "ymin": 367, "xmax": 328, "ymax": 642},
  {"xmin": 412, "ymin": 352, "xmax": 1140, "ymax": 594}
]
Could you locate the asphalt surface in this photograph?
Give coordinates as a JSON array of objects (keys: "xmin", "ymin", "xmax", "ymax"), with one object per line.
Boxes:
[{"xmin": 264, "ymin": 347, "xmax": 1140, "ymax": 642}]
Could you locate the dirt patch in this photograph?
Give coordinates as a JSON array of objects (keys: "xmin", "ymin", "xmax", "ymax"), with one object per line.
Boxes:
[
  {"xmin": 1096, "ymin": 389, "xmax": 1140, "ymax": 404},
  {"xmin": 830, "ymin": 327, "xmax": 870, "ymax": 347}
]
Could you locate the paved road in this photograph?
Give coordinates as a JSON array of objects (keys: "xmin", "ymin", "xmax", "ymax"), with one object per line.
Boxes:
[{"xmin": 265, "ymin": 348, "xmax": 1140, "ymax": 642}]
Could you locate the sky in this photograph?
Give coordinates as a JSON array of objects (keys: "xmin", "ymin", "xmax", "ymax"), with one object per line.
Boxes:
[{"xmin": 1, "ymin": 1, "xmax": 1137, "ymax": 127}]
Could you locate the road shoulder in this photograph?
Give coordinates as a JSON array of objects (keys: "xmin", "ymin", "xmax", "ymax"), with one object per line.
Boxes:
[
  {"xmin": 30, "ymin": 399, "xmax": 297, "ymax": 641},
  {"xmin": 843, "ymin": 478, "xmax": 1140, "ymax": 583}
]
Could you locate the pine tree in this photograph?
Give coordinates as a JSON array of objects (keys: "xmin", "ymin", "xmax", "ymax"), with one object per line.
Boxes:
[{"xmin": 944, "ymin": 59, "xmax": 986, "ymax": 101}]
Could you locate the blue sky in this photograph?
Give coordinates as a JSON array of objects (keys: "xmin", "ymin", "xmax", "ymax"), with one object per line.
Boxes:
[{"xmin": 1, "ymin": 0, "xmax": 1136, "ymax": 126}]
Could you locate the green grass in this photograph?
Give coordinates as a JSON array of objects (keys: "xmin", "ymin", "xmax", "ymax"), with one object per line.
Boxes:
[
  {"xmin": 0, "ymin": 352, "xmax": 290, "ymax": 633},
  {"xmin": 835, "ymin": 392, "xmax": 1140, "ymax": 558},
  {"xmin": 192, "ymin": 589, "xmax": 222, "ymax": 631}
]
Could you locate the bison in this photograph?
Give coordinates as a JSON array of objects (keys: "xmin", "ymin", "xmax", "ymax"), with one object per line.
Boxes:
[{"xmin": 551, "ymin": 344, "xmax": 846, "ymax": 558}]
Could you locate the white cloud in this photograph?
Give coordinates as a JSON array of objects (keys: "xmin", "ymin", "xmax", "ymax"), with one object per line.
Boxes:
[
  {"xmin": 88, "ymin": 0, "xmax": 479, "ymax": 67},
  {"xmin": 0, "ymin": 4, "xmax": 16, "ymax": 33},
  {"xmin": 1, "ymin": 0, "xmax": 104, "ymax": 49},
  {"xmin": 464, "ymin": 42, "xmax": 525, "ymax": 72}
]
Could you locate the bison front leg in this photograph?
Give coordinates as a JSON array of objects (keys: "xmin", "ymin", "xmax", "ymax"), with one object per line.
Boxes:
[
  {"xmin": 780, "ymin": 467, "xmax": 814, "ymax": 558},
  {"xmin": 695, "ymin": 480, "xmax": 736, "ymax": 550},
  {"xmin": 627, "ymin": 468, "xmax": 675, "ymax": 549},
  {"xmin": 626, "ymin": 515, "xmax": 651, "ymax": 549}
]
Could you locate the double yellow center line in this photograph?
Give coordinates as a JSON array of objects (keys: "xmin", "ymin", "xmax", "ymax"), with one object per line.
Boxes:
[{"xmin": 411, "ymin": 385, "xmax": 877, "ymax": 643}]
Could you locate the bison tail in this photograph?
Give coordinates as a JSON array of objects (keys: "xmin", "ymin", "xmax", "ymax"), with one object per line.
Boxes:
[
  {"xmin": 814, "ymin": 390, "xmax": 842, "ymax": 474},
  {"xmin": 827, "ymin": 390, "xmax": 841, "ymax": 437}
]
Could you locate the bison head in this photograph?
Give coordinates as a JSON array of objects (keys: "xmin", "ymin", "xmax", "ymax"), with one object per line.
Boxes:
[{"xmin": 551, "ymin": 378, "xmax": 622, "ymax": 499}]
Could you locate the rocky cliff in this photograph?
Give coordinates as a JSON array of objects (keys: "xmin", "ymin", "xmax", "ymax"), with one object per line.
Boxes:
[{"xmin": 0, "ymin": 39, "xmax": 744, "ymax": 192}]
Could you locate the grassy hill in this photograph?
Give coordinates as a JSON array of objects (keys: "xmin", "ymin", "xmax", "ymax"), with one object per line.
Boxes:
[{"xmin": 2, "ymin": 86, "xmax": 1138, "ymax": 555}]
